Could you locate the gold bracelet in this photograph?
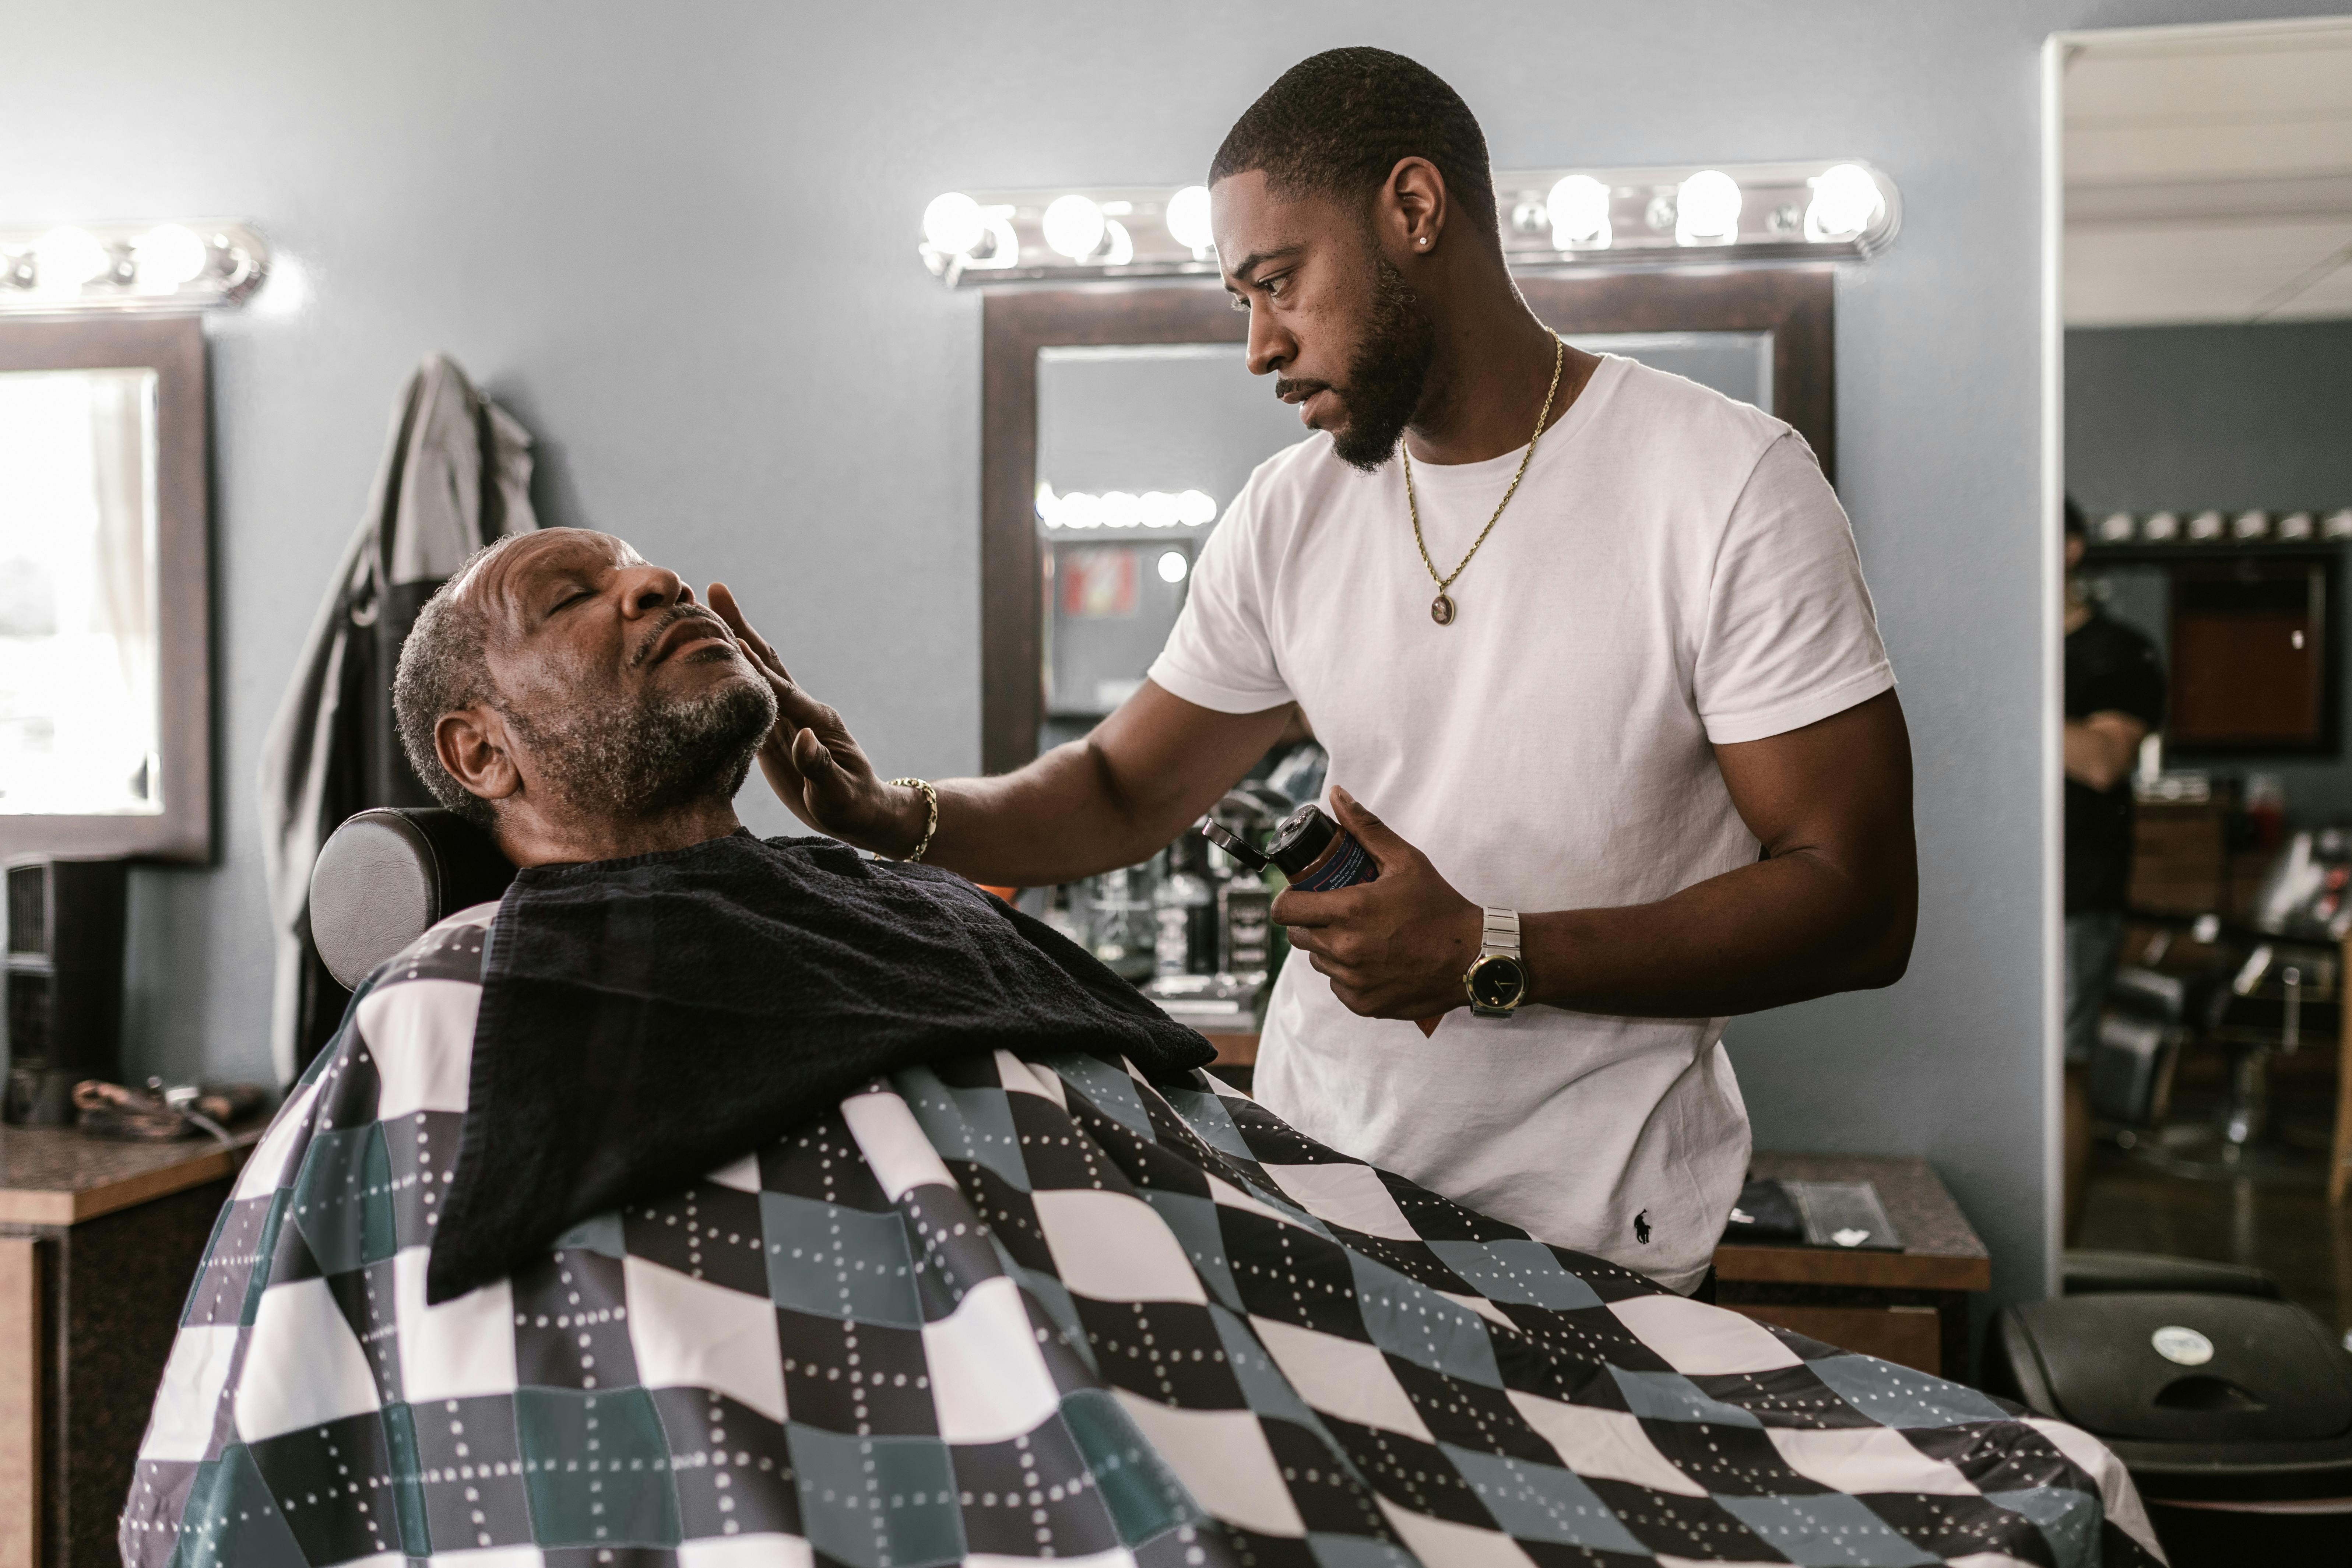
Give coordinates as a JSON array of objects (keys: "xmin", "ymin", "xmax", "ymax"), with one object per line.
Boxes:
[{"xmin": 890, "ymin": 777, "xmax": 938, "ymax": 863}]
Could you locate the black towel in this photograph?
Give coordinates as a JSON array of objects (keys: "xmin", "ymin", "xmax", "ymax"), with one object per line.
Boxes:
[
  {"xmin": 429, "ymin": 831, "xmax": 1212, "ymax": 1302},
  {"xmin": 1721, "ymin": 1177, "xmax": 1803, "ymax": 1243}
]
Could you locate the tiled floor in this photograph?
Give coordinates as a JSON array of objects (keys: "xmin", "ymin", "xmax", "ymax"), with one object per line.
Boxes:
[{"xmin": 2076, "ymin": 1083, "xmax": 2350, "ymax": 1338}]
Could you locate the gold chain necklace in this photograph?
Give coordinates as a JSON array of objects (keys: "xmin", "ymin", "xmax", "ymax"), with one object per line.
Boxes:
[{"xmin": 1405, "ymin": 333, "xmax": 1565, "ymax": 626}]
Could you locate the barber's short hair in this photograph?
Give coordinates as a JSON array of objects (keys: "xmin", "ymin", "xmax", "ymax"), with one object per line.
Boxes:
[
  {"xmin": 392, "ymin": 540, "xmax": 508, "ymax": 828},
  {"xmin": 1210, "ymin": 48, "xmax": 1499, "ymax": 247}
]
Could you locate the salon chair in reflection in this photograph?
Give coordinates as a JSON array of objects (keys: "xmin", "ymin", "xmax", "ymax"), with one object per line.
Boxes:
[{"xmin": 2100, "ymin": 882, "xmax": 2341, "ymax": 1181}]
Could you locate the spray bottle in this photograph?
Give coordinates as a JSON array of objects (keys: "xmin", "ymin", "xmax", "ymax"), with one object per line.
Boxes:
[{"xmin": 1199, "ymin": 800, "xmax": 1379, "ymax": 892}]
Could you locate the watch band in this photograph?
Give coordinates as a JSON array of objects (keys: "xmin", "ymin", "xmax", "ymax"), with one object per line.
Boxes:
[
  {"xmin": 1466, "ymin": 907, "xmax": 1526, "ymax": 1019},
  {"xmin": 1481, "ymin": 907, "xmax": 1521, "ymax": 961}
]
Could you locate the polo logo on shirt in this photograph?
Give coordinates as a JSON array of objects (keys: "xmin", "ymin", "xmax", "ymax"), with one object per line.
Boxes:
[{"xmin": 1634, "ymin": 1209, "xmax": 1652, "ymax": 1245}]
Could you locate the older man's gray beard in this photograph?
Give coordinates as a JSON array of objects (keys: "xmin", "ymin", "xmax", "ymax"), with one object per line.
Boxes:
[{"xmin": 505, "ymin": 672, "xmax": 779, "ymax": 822}]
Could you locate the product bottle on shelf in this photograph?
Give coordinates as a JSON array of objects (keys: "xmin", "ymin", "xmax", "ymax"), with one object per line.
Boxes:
[{"xmin": 1154, "ymin": 833, "xmax": 1218, "ymax": 978}]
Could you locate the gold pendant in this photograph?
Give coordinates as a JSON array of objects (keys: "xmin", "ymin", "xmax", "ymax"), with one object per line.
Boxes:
[{"xmin": 1431, "ymin": 591, "xmax": 1455, "ymax": 626}]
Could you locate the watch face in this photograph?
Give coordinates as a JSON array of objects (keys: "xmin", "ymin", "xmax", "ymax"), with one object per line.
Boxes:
[{"xmin": 1468, "ymin": 956, "xmax": 1527, "ymax": 1010}]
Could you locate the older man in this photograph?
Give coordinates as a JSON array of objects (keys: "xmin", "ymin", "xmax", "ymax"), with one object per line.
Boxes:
[{"xmin": 123, "ymin": 530, "xmax": 2154, "ymax": 1568}]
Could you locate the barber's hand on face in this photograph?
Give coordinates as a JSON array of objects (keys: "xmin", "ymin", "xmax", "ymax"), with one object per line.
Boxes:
[
  {"xmin": 1272, "ymin": 789, "xmax": 1482, "ymax": 1020},
  {"xmin": 706, "ymin": 583, "xmax": 924, "ymax": 857}
]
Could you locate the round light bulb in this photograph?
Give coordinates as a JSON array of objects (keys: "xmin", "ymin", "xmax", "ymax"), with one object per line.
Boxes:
[
  {"xmin": 1100, "ymin": 490, "xmax": 1141, "ymax": 528},
  {"xmin": 1042, "ymin": 194, "xmax": 1106, "ymax": 261},
  {"xmin": 1675, "ymin": 170, "xmax": 1742, "ymax": 245},
  {"xmin": 1804, "ymin": 164, "xmax": 1884, "ymax": 242},
  {"xmin": 1157, "ymin": 550, "xmax": 1189, "ymax": 584},
  {"xmin": 1545, "ymin": 175, "xmax": 1611, "ymax": 245},
  {"xmin": 1174, "ymin": 490, "xmax": 1217, "ymax": 527},
  {"xmin": 922, "ymin": 192, "xmax": 986, "ymax": 256},
  {"xmin": 1165, "ymin": 185, "xmax": 1214, "ymax": 252},
  {"xmin": 1139, "ymin": 491, "xmax": 1180, "ymax": 528},
  {"xmin": 131, "ymin": 224, "xmax": 210, "ymax": 289},
  {"xmin": 1060, "ymin": 491, "xmax": 1102, "ymax": 530},
  {"xmin": 33, "ymin": 226, "xmax": 111, "ymax": 292}
]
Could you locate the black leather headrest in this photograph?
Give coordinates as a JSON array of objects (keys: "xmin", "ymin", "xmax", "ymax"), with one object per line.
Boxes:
[{"xmin": 309, "ymin": 807, "xmax": 518, "ymax": 989}]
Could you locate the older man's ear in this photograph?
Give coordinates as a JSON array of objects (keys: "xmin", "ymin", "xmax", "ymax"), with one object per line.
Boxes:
[{"xmin": 435, "ymin": 708, "xmax": 523, "ymax": 810}]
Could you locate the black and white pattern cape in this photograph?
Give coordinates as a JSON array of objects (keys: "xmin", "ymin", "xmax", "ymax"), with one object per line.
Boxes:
[{"xmin": 123, "ymin": 906, "xmax": 2162, "ymax": 1567}]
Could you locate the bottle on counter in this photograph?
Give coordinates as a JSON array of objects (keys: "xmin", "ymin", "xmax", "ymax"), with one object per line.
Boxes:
[
  {"xmin": 1084, "ymin": 860, "xmax": 1159, "ymax": 983},
  {"xmin": 1217, "ymin": 880, "xmax": 1274, "ymax": 983},
  {"xmin": 1154, "ymin": 832, "xmax": 1219, "ymax": 977}
]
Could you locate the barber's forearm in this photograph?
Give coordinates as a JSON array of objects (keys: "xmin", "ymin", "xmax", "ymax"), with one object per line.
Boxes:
[
  {"xmin": 1519, "ymin": 851, "xmax": 1916, "ymax": 1018},
  {"xmin": 2062, "ymin": 718, "xmax": 2137, "ymax": 791},
  {"xmin": 869, "ymin": 682, "xmax": 1294, "ymax": 887},
  {"xmin": 915, "ymin": 740, "xmax": 1201, "ymax": 886}
]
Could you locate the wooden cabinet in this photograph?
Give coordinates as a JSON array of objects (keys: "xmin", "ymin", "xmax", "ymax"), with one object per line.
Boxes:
[
  {"xmin": 0, "ymin": 1125, "xmax": 257, "ymax": 1568},
  {"xmin": 1713, "ymin": 1152, "xmax": 1992, "ymax": 1379}
]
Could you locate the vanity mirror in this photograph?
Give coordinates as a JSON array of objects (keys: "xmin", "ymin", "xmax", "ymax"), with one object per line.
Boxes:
[
  {"xmin": 986, "ymin": 268, "xmax": 1834, "ymax": 771},
  {"xmin": 0, "ymin": 316, "xmax": 210, "ymax": 859}
]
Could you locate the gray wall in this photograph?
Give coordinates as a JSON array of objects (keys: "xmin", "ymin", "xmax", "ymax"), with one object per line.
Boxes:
[
  {"xmin": 2, "ymin": 0, "xmax": 2331, "ymax": 1312},
  {"xmin": 2069, "ymin": 321, "xmax": 2352, "ymax": 513},
  {"xmin": 2069, "ymin": 321, "xmax": 2352, "ymax": 818}
]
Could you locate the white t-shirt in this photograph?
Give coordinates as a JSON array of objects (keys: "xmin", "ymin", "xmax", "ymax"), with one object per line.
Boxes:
[{"xmin": 1147, "ymin": 354, "xmax": 1894, "ymax": 1292}]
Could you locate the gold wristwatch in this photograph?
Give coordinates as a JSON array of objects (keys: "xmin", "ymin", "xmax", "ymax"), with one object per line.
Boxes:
[{"xmin": 1463, "ymin": 907, "xmax": 1529, "ymax": 1018}]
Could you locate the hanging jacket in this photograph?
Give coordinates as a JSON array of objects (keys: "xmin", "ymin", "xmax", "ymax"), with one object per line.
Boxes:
[{"xmin": 256, "ymin": 354, "xmax": 537, "ymax": 1082}]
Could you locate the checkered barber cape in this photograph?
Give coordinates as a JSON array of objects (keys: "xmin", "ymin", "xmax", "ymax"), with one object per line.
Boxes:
[{"xmin": 124, "ymin": 905, "xmax": 2163, "ymax": 1568}]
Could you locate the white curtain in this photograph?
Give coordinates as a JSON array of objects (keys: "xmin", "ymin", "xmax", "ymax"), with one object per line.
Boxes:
[{"xmin": 86, "ymin": 372, "xmax": 159, "ymax": 805}]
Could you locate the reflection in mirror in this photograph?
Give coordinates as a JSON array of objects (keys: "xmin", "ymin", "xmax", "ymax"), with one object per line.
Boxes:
[
  {"xmin": 1567, "ymin": 331, "xmax": 1772, "ymax": 412},
  {"xmin": 1032, "ymin": 330, "xmax": 1776, "ymax": 755},
  {"xmin": 1035, "ymin": 345, "xmax": 1300, "ymax": 753},
  {"xmin": 0, "ymin": 368, "xmax": 161, "ymax": 816}
]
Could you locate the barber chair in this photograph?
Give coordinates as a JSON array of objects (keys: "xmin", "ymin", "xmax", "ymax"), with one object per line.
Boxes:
[
  {"xmin": 1986, "ymin": 1250, "xmax": 2352, "ymax": 1564},
  {"xmin": 2089, "ymin": 961, "xmax": 2203, "ymax": 1131},
  {"xmin": 2107, "ymin": 915, "xmax": 2334, "ymax": 1181},
  {"xmin": 308, "ymin": 807, "xmax": 517, "ymax": 989}
]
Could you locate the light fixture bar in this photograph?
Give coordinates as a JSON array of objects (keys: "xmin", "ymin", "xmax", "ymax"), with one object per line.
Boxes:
[
  {"xmin": 0, "ymin": 221, "xmax": 270, "ymax": 313},
  {"xmin": 1037, "ymin": 483, "xmax": 1219, "ymax": 534},
  {"xmin": 919, "ymin": 162, "xmax": 1898, "ymax": 287}
]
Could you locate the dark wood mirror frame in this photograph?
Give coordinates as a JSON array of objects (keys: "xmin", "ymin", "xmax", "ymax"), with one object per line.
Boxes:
[
  {"xmin": 981, "ymin": 267, "xmax": 1835, "ymax": 774},
  {"xmin": 0, "ymin": 315, "xmax": 211, "ymax": 861}
]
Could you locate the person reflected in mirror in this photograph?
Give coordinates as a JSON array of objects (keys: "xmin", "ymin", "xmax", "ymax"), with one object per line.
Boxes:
[{"xmin": 2060, "ymin": 495, "xmax": 2167, "ymax": 1234}]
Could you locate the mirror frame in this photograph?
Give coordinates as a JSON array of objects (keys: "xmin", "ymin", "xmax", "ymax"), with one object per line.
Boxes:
[
  {"xmin": 0, "ymin": 314, "xmax": 211, "ymax": 861},
  {"xmin": 981, "ymin": 267, "xmax": 1835, "ymax": 773}
]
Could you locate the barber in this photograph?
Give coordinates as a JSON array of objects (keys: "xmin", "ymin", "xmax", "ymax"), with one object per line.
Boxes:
[{"xmin": 712, "ymin": 48, "xmax": 1915, "ymax": 1296}]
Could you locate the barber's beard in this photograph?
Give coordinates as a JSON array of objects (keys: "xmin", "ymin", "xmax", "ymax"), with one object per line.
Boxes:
[
  {"xmin": 506, "ymin": 668, "xmax": 779, "ymax": 823},
  {"xmin": 1326, "ymin": 256, "xmax": 1439, "ymax": 472}
]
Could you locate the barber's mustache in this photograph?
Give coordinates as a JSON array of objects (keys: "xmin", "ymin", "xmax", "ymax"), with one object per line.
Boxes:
[
  {"xmin": 629, "ymin": 604, "xmax": 735, "ymax": 670},
  {"xmin": 1275, "ymin": 377, "xmax": 1333, "ymax": 405}
]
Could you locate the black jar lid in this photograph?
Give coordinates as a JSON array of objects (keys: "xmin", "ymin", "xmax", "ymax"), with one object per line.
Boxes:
[{"xmin": 1266, "ymin": 802, "xmax": 1338, "ymax": 878}]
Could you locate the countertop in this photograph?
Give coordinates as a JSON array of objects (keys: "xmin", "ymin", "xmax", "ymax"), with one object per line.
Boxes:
[
  {"xmin": 0, "ymin": 1122, "xmax": 263, "ymax": 1227},
  {"xmin": 1716, "ymin": 1151, "xmax": 1992, "ymax": 1291}
]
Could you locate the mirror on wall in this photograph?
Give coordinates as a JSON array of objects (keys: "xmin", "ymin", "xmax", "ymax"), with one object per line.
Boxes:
[
  {"xmin": 1029, "ymin": 325, "xmax": 1787, "ymax": 758},
  {"xmin": 1034, "ymin": 344, "xmax": 1299, "ymax": 753},
  {"xmin": 984, "ymin": 273, "xmax": 1832, "ymax": 775},
  {"xmin": 0, "ymin": 368, "xmax": 164, "ymax": 818},
  {"xmin": 2052, "ymin": 17, "xmax": 2352, "ymax": 1345},
  {"xmin": 2077, "ymin": 553, "xmax": 2336, "ymax": 755},
  {"xmin": 0, "ymin": 316, "xmax": 210, "ymax": 860}
]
